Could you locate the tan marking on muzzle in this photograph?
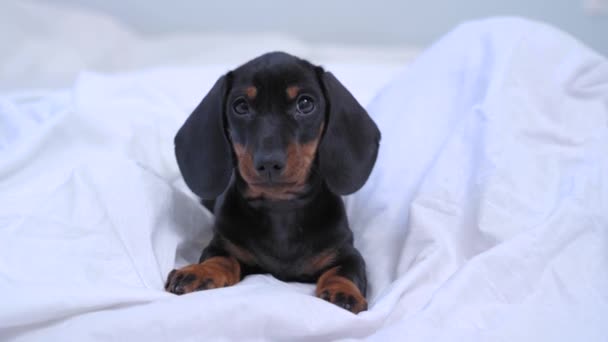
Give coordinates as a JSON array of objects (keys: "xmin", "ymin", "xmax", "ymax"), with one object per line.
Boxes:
[{"xmin": 233, "ymin": 125, "xmax": 324, "ymax": 200}]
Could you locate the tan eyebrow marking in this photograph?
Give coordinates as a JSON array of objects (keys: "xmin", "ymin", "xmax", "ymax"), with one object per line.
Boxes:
[
  {"xmin": 286, "ymin": 86, "xmax": 300, "ymax": 100},
  {"xmin": 246, "ymin": 86, "xmax": 257, "ymax": 99}
]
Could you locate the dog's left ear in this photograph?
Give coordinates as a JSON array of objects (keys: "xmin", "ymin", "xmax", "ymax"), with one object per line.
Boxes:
[{"xmin": 317, "ymin": 69, "xmax": 381, "ymax": 195}]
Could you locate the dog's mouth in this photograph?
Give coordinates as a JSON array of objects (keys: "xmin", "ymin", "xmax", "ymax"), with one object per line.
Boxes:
[
  {"xmin": 249, "ymin": 180, "xmax": 298, "ymax": 188},
  {"xmin": 244, "ymin": 178, "xmax": 307, "ymax": 200}
]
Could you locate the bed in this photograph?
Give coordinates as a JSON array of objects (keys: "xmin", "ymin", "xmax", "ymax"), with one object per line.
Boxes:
[{"xmin": 1, "ymin": 3, "xmax": 607, "ymax": 341}]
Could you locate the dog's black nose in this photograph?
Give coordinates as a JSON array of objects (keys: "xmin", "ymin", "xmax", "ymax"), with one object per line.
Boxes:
[{"xmin": 254, "ymin": 152, "xmax": 285, "ymax": 180}]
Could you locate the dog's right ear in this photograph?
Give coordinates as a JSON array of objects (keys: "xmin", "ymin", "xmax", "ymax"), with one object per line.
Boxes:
[{"xmin": 175, "ymin": 74, "xmax": 233, "ymax": 200}]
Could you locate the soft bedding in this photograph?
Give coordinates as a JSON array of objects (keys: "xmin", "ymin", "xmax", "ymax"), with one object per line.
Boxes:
[{"xmin": 1, "ymin": 17, "xmax": 607, "ymax": 341}]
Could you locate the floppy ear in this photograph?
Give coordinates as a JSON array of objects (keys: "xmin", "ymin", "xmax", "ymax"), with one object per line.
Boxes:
[
  {"xmin": 318, "ymin": 70, "xmax": 381, "ymax": 195},
  {"xmin": 174, "ymin": 74, "xmax": 233, "ymax": 200}
]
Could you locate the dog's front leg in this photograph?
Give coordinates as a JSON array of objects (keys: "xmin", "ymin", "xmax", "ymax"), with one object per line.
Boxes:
[
  {"xmin": 165, "ymin": 236, "xmax": 241, "ymax": 295},
  {"xmin": 315, "ymin": 248, "xmax": 368, "ymax": 314}
]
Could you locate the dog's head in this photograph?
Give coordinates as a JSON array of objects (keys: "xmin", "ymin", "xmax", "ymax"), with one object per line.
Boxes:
[{"xmin": 175, "ymin": 52, "xmax": 380, "ymax": 200}]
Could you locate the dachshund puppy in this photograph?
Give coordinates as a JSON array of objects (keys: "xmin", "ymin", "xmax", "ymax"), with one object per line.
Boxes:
[{"xmin": 165, "ymin": 52, "xmax": 380, "ymax": 314}]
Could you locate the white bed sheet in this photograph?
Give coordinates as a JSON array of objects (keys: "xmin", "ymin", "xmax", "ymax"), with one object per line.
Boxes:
[{"xmin": 1, "ymin": 17, "xmax": 608, "ymax": 341}]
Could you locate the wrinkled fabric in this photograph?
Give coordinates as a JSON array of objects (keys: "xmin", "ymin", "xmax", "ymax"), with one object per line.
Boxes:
[{"xmin": 1, "ymin": 18, "xmax": 607, "ymax": 341}]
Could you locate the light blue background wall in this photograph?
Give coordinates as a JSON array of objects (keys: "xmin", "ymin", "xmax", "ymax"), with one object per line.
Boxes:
[{"xmin": 48, "ymin": 0, "xmax": 608, "ymax": 55}]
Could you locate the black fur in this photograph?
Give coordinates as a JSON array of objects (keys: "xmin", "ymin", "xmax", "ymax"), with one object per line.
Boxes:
[
  {"xmin": 317, "ymin": 71, "xmax": 381, "ymax": 195},
  {"xmin": 175, "ymin": 75, "xmax": 233, "ymax": 200},
  {"xmin": 169, "ymin": 52, "xmax": 380, "ymax": 312}
]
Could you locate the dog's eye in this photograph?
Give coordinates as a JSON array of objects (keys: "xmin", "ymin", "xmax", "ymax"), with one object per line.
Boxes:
[
  {"xmin": 233, "ymin": 98, "xmax": 250, "ymax": 115},
  {"xmin": 296, "ymin": 96, "xmax": 315, "ymax": 114}
]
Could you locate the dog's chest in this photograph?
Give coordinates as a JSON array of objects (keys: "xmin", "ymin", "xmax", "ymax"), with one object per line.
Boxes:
[
  {"xmin": 246, "ymin": 213, "xmax": 322, "ymax": 279},
  {"xmin": 258, "ymin": 214, "xmax": 307, "ymax": 257}
]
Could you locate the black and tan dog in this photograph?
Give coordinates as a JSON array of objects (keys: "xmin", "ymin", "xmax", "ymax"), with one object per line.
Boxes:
[{"xmin": 165, "ymin": 52, "xmax": 380, "ymax": 314}]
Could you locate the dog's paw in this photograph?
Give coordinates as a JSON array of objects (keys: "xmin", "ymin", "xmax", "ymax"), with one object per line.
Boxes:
[
  {"xmin": 317, "ymin": 286, "xmax": 368, "ymax": 314},
  {"xmin": 316, "ymin": 268, "xmax": 367, "ymax": 314},
  {"xmin": 164, "ymin": 256, "xmax": 241, "ymax": 295}
]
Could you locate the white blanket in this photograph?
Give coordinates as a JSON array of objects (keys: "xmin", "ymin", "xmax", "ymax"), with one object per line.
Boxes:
[{"xmin": 1, "ymin": 17, "xmax": 607, "ymax": 341}]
